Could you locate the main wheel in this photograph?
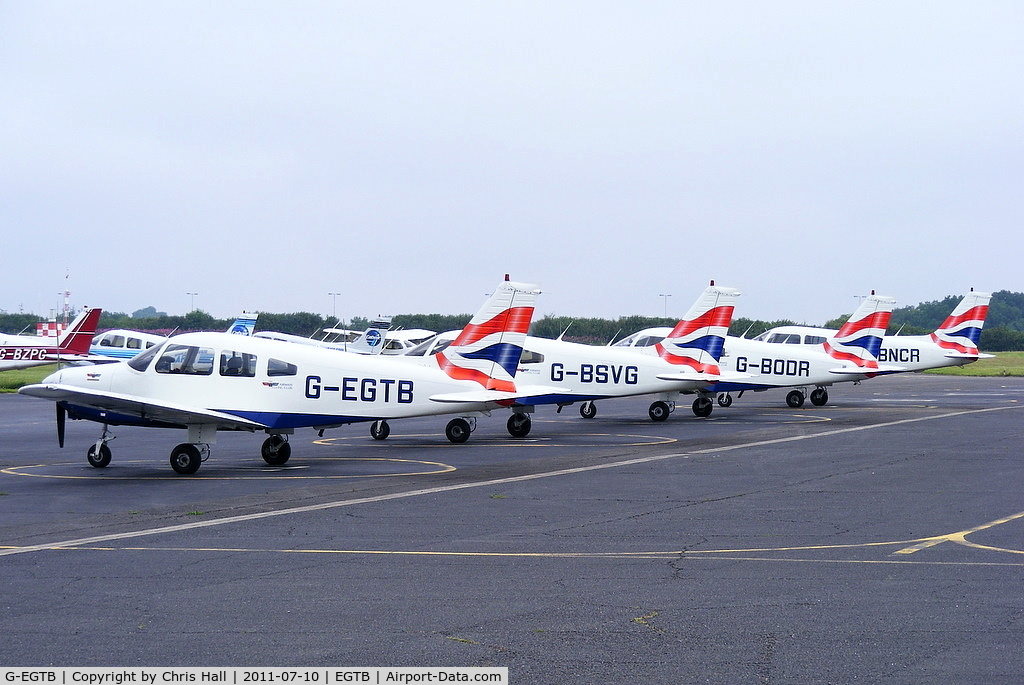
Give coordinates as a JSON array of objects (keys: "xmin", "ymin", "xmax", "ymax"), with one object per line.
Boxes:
[
  {"xmin": 786, "ymin": 390, "xmax": 805, "ymax": 408},
  {"xmin": 717, "ymin": 393, "xmax": 733, "ymax": 408},
  {"xmin": 810, "ymin": 388, "xmax": 829, "ymax": 406},
  {"xmin": 261, "ymin": 435, "xmax": 291, "ymax": 465},
  {"xmin": 579, "ymin": 401, "xmax": 597, "ymax": 419},
  {"xmin": 86, "ymin": 443, "xmax": 111, "ymax": 468},
  {"xmin": 507, "ymin": 414, "xmax": 532, "ymax": 438},
  {"xmin": 692, "ymin": 396, "xmax": 713, "ymax": 418},
  {"xmin": 169, "ymin": 443, "xmax": 202, "ymax": 474},
  {"xmin": 370, "ymin": 420, "xmax": 391, "ymax": 441},
  {"xmin": 648, "ymin": 401, "xmax": 670, "ymax": 422},
  {"xmin": 445, "ymin": 418, "xmax": 472, "ymax": 444}
]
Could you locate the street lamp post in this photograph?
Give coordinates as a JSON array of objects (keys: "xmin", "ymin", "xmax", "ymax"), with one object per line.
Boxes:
[
  {"xmin": 186, "ymin": 292, "xmax": 198, "ymax": 312},
  {"xmin": 328, "ymin": 292, "xmax": 341, "ymax": 319},
  {"xmin": 659, "ymin": 293, "xmax": 672, "ymax": 317}
]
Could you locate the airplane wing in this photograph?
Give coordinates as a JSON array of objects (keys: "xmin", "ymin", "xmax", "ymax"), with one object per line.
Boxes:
[{"xmin": 18, "ymin": 383, "xmax": 268, "ymax": 430}]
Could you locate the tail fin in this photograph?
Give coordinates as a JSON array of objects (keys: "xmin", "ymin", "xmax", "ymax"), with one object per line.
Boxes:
[
  {"xmin": 655, "ymin": 282, "xmax": 740, "ymax": 375},
  {"xmin": 930, "ymin": 290, "xmax": 991, "ymax": 354},
  {"xmin": 823, "ymin": 292, "xmax": 896, "ymax": 369},
  {"xmin": 348, "ymin": 317, "xmax": 393, "ymax": 355},
  {"xmin": 227, "ymin": 312, "xmax": 259, "ymax": 336},
  {"xmin": 58, "ymin": 307, "xmax": 102, "ymax": 355},
  {"xmin": 435, "ymin": 277, "xmax": 540, "ymax": 392}
]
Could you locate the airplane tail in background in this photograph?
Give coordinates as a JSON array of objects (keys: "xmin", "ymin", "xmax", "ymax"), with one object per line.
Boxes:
[
  {"xmin": 435, "ymin": 276, "xmax": 540, "ymax": 392},
  {"xmin": 58, "ymin": 307, "xmax": 102, "ymax": 355},
  {"xmin": 655, "ymin": 282, "xmax": 740, "ymax": 375},
  {"xmin": 348, "ymin": 317, "xmax": 393, "ymax": 355},
  {"xmin": 227, "ymin": 313, "xmax": 259, "ymax": 336},
  {"xmin": 930, "ymin": 290, "xmax": 991, "ymax": 355},
  {"xmin": 823, "ymin": 292, "xmax": 896, "ymax": 369}
]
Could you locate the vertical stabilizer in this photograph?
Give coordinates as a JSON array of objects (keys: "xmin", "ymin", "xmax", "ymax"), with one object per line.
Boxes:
[
  {"xmin": 930, "ymin": 290, "xmax": 991, "ymax": 354},
  {"xmin": 436, "ymin": 277, "xmax": 540, "ymax": 391},
  {"xmin": 349, "ymin": 317, "xmax": 393, "ymax": 355},
  {"xmin": 58, "ymin": 308, "xmax": 102, "ymax": 355},
  {"xmin": 655, "ymin": 283, "xmax": 740, "ymax": 376},
  {"xmin": 823, "ymin": 293, "xmax": 896, "ymax": 369},
  {"xmin": 227, "ymin": 313, "xmax": 259, "ymax": 336}
]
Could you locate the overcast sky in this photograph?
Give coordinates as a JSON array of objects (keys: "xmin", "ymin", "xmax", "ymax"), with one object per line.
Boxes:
[{"xmin": 2, "ymin": 2, "xmax": 1021, "ymax": 325}]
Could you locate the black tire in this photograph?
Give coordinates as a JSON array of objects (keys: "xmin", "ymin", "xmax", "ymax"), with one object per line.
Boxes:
[
  {"xmin": 717, "ymin": 393, "xmax": 733, "ymax": 408},
  {"xmin": 648, "ymin": 401, "xmax": 670, "ymax": 422},
  {"xmin": 169, "ymin": 443, "xmax": 202, "ymax": 475},
  {"xmin": 261, "ymin": 435, "xmax": 291, "ymax": 465},
  {"xmin": 692, "ymin": 396, "xmax": 713, "ymax": 418},
  {"xmin": 445, "ymin": 418, "xmax": 471, "ymax": 444},
  {"xmin": 86, "ymin": 443, "xmax": 111, "ymax": 468},
  {"xmin": 507, "ymin": 414, "xmax": 531, "ymax": 438},
  {"xmin": 810, "ymin": 388, "xmax": 829, "ymax": 406},
  {"xmin": 370, "ymin": 420, "xmax": 391, "ymax": 441},
  {"xmin": 579, "ymin": 401, "xmax": 597, "ymax": 419},
  {"xmin": 786, "ymin": 390, "xmax": 805, "ymax": 408}
]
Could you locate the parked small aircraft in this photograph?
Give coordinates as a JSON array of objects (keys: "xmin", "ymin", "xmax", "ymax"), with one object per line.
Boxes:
[
  {"xmin": 255, "ymin": 317, "xmax": 395, "ymax": 355},
  {"xmin": 89, "ymin": 313, "xmax": 260, "ymax": 362},
  {"xmin": 0, "ymin": 307, "xmax": 102, "ymax": 371},
  {"xmin": 708, "ymin": 292, "xmax": 900, "ymax": 409},
  {"xmin": 753, "ymin": 290, "xmax": 993, "ymax": 372},
  {"xmin": 403, "ymin": 282, "xmax": 741, "ymax": 432},
  {"xmin": 19, "ymin": 278, "xmax": 541, "ymax": 474}
]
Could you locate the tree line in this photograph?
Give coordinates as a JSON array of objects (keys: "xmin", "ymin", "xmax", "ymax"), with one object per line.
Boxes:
[{"xmin": 3, "ymin": 290, "xmax": 1024, "ymax": 351}]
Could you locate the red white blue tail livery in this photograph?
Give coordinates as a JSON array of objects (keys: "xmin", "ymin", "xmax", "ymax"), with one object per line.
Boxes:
[
  {"xmin": 824, "ymin": 292, "xmax": 896, "ymax": 371},
  {"xmin": 930, "ymin": 289, "xmax": 991, "ymax": 357},
  {"xmin": 655, "ymin": 283, "xmax": 739, "ymax": 377}
]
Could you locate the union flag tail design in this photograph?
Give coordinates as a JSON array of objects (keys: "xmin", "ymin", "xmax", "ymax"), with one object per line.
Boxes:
[
  {"xmin": 823, "ymin": 293, "xmax": 896, "ymax": 369},
  {"xmin": 436, "ymin": 277, "xmax": 540, "ymax": 392},
  {"xmin": 58, "ymin": 307, "xmax": 102, "ymax": 355},
  {"xmin": 930, "ymin": 290, "xmax": 991, "ymax": 355},
  {"xmin": 655, "ymin": 283, "xmax": 740, "ymax": 375}
]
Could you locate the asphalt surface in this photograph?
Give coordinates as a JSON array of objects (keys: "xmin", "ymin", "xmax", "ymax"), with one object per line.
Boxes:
[{"xmin": 1, "ymin": 374, "xmax": 1023, "ymax": 683}]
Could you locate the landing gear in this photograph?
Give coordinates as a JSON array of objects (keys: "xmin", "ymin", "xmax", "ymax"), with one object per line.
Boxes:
[
  {"xmin": 810, "ymin": 387, "xmax": 829, "ymax": 406},
  {"xmin": 507, "ymin": 413, "xmax": 532, "ymax": 438},
  {"xmin": 648, "ymin": 400, "xmax": 672, "ymax": 422},
  {"xmin": 717, "ymin": 393, "xmax": 733, "ymax": 408},
  {"xmin": 579, "ymin": 401, "xmax": 597, "ymax": 420},
  {"xmin": 87, "ymin": 442, "xmax": 111, "ymax": 468},
  {"xmin": 445, "ymin": 417, "xmax": 474, "ymax": 444},
  {"xmin": 261, "ymin": 434, "xmax": 291, "ymax": 465},
  {"xmin": 692, "ymin": 395, "xmax": 714, "ymax": 418},
  {"xmin": 786, "ymin": 390, "xmax": 805, "ymax": 408},
  {"xmin": 370, "ymin": 420, "xmax": 391, "ymax": 440},
  {"xmin": 86, "ymin": 425, "xmax": 115, "ymax": 468},
  {"xmin": 169, "ymin": 443, "xmax": 205, "ymax": 474}
]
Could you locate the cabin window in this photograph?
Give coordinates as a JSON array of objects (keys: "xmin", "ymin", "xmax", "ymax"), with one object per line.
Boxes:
[
  {"xmin": 220, "ymin": 350, "xmax": 257, "ymax": 377},
  {"xmin": 804, "ymin": 335, "xmax": 827, "ymax": 345},
  {"xmin": 268, "ymin": 358, "xmax": 298, "ymax": 376},
  {"xmin": 154, "ymin": 344, "xmax": 214, "ymax": 375},
  {"xmin": 127, "ymin": 337, "xmax": 142, "ymax": 350},
  {"xmin": 520, "ymin": 349, "xmax": 544, "ymax": 364}
]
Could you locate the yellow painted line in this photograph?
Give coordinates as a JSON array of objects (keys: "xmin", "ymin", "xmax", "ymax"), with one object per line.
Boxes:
[{"xmin": 894, "ymin": 510, "xmax": 1024, "ymax": 555}]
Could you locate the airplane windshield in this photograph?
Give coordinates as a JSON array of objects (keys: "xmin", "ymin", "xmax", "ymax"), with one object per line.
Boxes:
[
  {"xmin": 155, "ymin": 344, "xmax": 215, "ymax": 375},
  {"xmin": 127, "ymin": 343, "xmax": 162, "ymax": 371}
]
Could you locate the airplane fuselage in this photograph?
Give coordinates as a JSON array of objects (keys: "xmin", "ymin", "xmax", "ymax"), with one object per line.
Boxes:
[{"xmin": 707, "ymin": 336, "xmax": 873, "ymax": 393}]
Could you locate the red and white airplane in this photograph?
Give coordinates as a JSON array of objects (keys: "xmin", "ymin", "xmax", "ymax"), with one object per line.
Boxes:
[
  {"xmin": 0, "ymin": 307, "xmax": 102, "ymax": 371},
  {"xmin": 19, "ymin": 278, "xmax": 542, "ymax": 474}
]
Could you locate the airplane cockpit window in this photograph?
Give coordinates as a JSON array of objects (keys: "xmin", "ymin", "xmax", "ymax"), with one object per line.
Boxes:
[
  {"xmin": 268, "ymin": 358, "xmax": 298, "ymax": 376},
  {"xmin": 154, "ymin": 344, "xmax": 214, "ymax": 375},
  {"xmin": 404, "ymin": 335, "xmax": 454, "ymax": 357},
  {"xmin": 128, "ymin": 344, "xmax": 162, "ymax": 372},
  {"xmin": 612, "ymin": 332, "xmax": 665, "ymax": 348},
  {"xmin": 520, "ymin": 349, "xmax": 544, "ymax": 364},
  {"xmin": 220, "ymin": 350, "xmax": 257, "ymax": 377},
  {"xmin": 766, "ymin": 333, "xmax": 802, "ymax": 344}
]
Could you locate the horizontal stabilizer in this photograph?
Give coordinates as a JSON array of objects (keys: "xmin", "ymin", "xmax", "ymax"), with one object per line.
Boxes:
[
  {"xmin": 655, "ymin": 372, "xmax": 719, "ymax": 383},
  {"xmin": 945, "ymin": 351, "xmax": 994, "ymax": 360},
  {"xmin": 429, "ymin": 384, "xmax": 564, "ymax": 405},
  {"xmin": 828, "ymin": 364, "xmax": 905, "ymax": 375}
]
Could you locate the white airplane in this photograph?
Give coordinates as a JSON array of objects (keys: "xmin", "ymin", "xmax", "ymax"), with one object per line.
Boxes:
[
  {"xmin": 707, "ymin": 292, "xmax": 901, "ymax": 409},
  {"xmin": 402, "ymin": 282, "xmax": 742, "ymax": 434},
  {"xmin": 255, "ymin": 317, "xmax": 396, "ymax": 355},
  {"xmin": 752, "ymin": 290, "xmax": 993, "ymax": 372},
  {"xmin": 89, "ymin": 313, "xmax": 260, "ymax": 362},
  {"xmin": 0, "ymin": 307, "xmax": 102, "ymax": 371},
  {"xmin": 19, "ymin": 278, "xmax": 541, "ymax": 474}
]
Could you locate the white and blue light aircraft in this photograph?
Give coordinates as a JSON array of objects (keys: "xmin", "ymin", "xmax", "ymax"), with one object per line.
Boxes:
[
  {"xmin": 20, "ymin": 278, "xmax": 542, "ymax": 474},
  {"xmin": 89, "ymin": 313, "xmax": 260, "ymax": 362}
]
